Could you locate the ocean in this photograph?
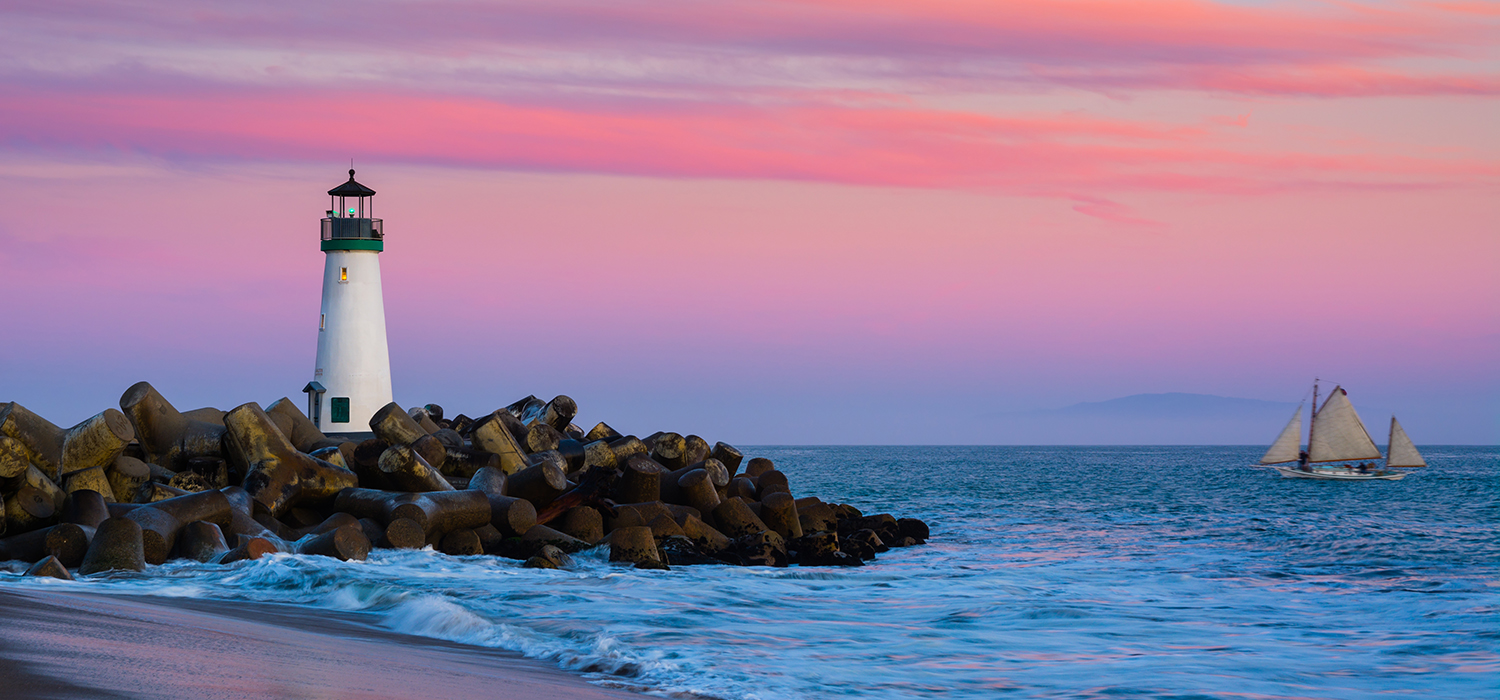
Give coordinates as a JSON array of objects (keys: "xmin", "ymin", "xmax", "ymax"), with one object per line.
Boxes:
[{"xmin": 5, "ymin": 446, "xmax": 1497, "ymax": 699}]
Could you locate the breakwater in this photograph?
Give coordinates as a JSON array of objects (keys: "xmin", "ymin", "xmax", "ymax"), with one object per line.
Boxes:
[{"xmin": 0, "ymin": 384, "xmax": 928, "ymax": 579}]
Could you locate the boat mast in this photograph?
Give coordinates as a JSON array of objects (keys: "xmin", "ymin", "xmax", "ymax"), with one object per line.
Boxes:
[
  {"xmin": 1307, "ymin": 379, "xmax": 1319, "ymax": 457},
  {"xmin": 1385, "ymin": 416, "xmax": 1393, "ymax": 466}
]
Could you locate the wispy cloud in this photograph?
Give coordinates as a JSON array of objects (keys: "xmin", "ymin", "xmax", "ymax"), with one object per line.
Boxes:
[
  {"xmin": 5, "ymin": 1, "xmax": 1494, "ymax": 94},
  {"xmin": 1, "ymin": 1, "xmax": 1496, "ymax": 218}
]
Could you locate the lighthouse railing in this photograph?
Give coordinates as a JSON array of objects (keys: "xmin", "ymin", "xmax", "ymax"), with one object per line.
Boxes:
[{"xmin": 321, "ymin": 217, "xmax": 383, "ymax": 241}]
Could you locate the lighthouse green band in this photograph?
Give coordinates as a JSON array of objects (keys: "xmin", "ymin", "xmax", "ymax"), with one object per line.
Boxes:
[{"xmin": 322, "ymin": 240, "xmax": 384, "ymax": 252}]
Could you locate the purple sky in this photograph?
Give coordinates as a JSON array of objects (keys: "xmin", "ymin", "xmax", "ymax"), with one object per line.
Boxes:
[{"xmin": 1, "ymin": 1, "xmax": 1496, "ymax": 444}]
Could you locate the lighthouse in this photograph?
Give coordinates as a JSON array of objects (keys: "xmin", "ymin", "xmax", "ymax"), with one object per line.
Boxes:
[{"xmin": 303, "ymin": 169, "xmax": 393, "ymax": 435}]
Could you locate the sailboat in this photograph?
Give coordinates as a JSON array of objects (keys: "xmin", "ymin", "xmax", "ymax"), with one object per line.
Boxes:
[{"xmin": 1257, "ymin": 381, "xmax": 1425, "ymax": 480}]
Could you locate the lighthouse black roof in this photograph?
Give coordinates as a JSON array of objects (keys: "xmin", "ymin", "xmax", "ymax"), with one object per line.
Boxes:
[{"xmin": 328, "ymin": 169, "xmax": 375, "ymax": 197}]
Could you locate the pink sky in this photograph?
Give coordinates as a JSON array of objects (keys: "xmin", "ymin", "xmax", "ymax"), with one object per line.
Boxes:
[{"xmin": 1, "ymin": 0, "xmax": 1495, "ymax": 443}]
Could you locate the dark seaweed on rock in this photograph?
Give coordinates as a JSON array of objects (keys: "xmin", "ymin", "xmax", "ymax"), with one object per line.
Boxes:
[{"xmin": 0, "ymin": 386, "xmax": 928, "ymax": 573}]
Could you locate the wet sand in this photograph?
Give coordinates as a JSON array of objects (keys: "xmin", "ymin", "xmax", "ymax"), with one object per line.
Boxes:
[{"xmin": 0, "ymin": 586, "xmax": 648, "ymax": 700}]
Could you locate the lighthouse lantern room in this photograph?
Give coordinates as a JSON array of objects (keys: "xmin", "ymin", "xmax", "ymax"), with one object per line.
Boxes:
[{"xmin": 307, "ymin": 169, "xmax": 393, "ymax": 435}]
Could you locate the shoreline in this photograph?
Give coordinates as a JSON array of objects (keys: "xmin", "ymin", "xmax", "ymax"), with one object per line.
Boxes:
[{"xmin": 0, "ymin": 585, "xmax": 649, "ymax": 700}]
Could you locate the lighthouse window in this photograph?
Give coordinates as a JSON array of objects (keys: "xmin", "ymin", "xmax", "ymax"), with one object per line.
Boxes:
[
  {"xmin": 340, "ymin": 267, "xmax": 348, "ymax": 282},
  {"xmin": 330, "ymin": 397, "xmax": 350, "ymax": 423},
  {"xmin": 319, "ymin": 313, "xmax": 326, "ymax": 330}
]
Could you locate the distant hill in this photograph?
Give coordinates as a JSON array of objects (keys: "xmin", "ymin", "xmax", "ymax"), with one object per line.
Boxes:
[{"xmin": 989, "ymin": 392, "xmax": 1313, "ymax": 445}]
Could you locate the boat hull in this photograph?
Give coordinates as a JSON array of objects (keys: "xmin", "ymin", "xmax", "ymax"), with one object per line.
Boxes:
[{"xmin": 1269, "ymin": 465, "xmax": 1406, "ymax": 481}]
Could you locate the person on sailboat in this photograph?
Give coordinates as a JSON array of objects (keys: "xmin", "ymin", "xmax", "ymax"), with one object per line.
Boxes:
[{"xmin": 1297, "ymin": 451, "xmax": 1311, "ymax": 472}]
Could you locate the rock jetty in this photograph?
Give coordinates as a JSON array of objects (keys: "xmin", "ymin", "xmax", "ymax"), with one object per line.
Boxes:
[{"xmin": 1, "ymin": 383, "xmax": 929, "ymax": 577}]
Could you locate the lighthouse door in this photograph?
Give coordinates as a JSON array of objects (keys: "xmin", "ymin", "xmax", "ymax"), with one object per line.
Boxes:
[{"xmin": 330, "ymin": 397, "xmax": 351, "ymax": 424}]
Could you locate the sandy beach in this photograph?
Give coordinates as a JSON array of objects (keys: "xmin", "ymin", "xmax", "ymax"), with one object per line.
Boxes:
[{"xmin": 0, "ymin": 586, "xmax": 647, "ymax": 700}]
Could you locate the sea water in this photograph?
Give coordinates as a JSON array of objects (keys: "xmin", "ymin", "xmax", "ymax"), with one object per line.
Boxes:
[{"xmin": 5, "ymin": 446, "xmax": 1497, "ymax": 699}]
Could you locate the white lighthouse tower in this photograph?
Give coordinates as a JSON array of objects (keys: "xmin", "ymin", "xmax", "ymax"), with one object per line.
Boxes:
[{"xmin": 303, "ymin": 169, "xmax": 393, "ymax": 435}]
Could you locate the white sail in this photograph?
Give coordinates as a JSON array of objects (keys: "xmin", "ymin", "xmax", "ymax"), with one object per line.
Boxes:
[
  {"xmin": 1308, "ymin": 386, "xmax": 1381, "ymax": 462},
  {"xmin": 1260, "ymin": 404, "xmax": 1303, "ymax": 464},
  {"xmin": 1386, "ymin": 416, "xmax": 1426, "ymax": 467}
]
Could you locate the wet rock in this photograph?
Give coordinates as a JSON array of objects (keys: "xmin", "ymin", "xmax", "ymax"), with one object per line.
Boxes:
[
  {"xmin": 675, "ymin": 514, "xmax": 731, "ymax": 554},
  {"xmin": 797, "ymin": 501, "xmax": 839, "ymax": 535},
  {"xmin": 759, "ymin": 491, "xmax": 803, "ymax": 541},
  {"xmin": 712, "ymin": 498, "xmax": 770, "ymax": 539},
  {"xmin": 439, "ymin": 528, "xmax": 483, "ymax": 556},
  {"xmin": 730, "ymin": 530, "xmax": 788, "ymax": 568},
  {"xmin": 658, "ymin": 535, "xmax": 719, "ymax": 566},
  {"xmin": 173, "ymin": 521, "xmax": 229, "ymax": 562},
  {"xmin": 494, "ymin": 524, "xmax": 589, "ymax": 560},
  {"xmin": 645, "ymin": 514, "xmax": 685, "ymax": 539},
  {"xmin": 791, "ymin": 532, "xmax": 838, "ymax": 566},
  {"xmin": 842, "ymin": 513, "xmax": 900, "ymax": 543},
  {"xmin": 849, "ymin": 528, "xmax": 888, "ymax": 556},
  {"xmin": 220, "ymin": 535, "xmax": 278, "ymax": 564},
  {"xmin": 609, "ymin": 526, "xmax": 666, "ymax": 570},
  {"xmin": 79, "ymin": 517, "xmax": 145, "ymax": 574},
  {"xmin": 522, "ymin": 544, "xmax": 571, "ymax": 569},
  {"xmin": 897, "ymin": 517, "xmax": 930, "ymax": 543},
  {"xmin": 125, "ymin": 489, "xmax": 232, "ymax": 565},
  {"xmin": 25, "ymin": 555, "xmax": 72, "ymax": 580},
  {"xmin": 380, "ymin": 517, "xmax": 426, "ymax": 549}
]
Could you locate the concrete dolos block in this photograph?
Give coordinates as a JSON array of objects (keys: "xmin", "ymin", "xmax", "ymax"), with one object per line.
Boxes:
[
  {"xmin": 0, "ymin": 436, "xmax": 31, "ymax": 480},
  {"xmin": 377, "ymin": 443, "xmax": 453, "ymax": 492},
  {"xmin": 369, "ymin": 402, "xmax": 449, "ymax": 467},
  {"xmin": 0, "ymin": 402, "xmax": 66, "ymax": 480},
  {"xmin": 119, "ymin": 382, "xmax": 227, "ymax": 470},
  {"xmin": 333, "ymin": 488, "xmax": 491, "ymax": 536},
  {"xmin": 59, "ymin": 409, "xmax": 135, "ymax": 475},
  {"xmin": 25, "ymin": 555, "xmax": 73, "ymax": 580},
  {"xmin": 296, "ymin": 523, "xmax": 371, "ymax": 561},
  {"xmin": 0, "ymin": 522, "xmax": 93, "ymax": 567},
  {"xmin": 61, "ymin": 466, "xmax": 116, "ymax": 503},
  {"xmin": 469, "ymin": 412, "xmax": 529, "ymax": 475},
  {"xmin": 609, "ymin": 526, "xmax": 667, "ymax": 570},
  {"xmin": 174, "ymin": 521, "xmax": 230, "ymax": 562},
  {"xmin": 79, "ymin": 517, "xmax": 145, "ymax": 574},
  {"xmin": 124, "ymin": 489, "xmax": 232, "ymax": 565},
  {"xmin": 225, "ymin": 402, "xmax": 359, "ymax": 517},
  {"xmin": 265, "ymin": 397, "xmax": 345, "ymax": 454}
]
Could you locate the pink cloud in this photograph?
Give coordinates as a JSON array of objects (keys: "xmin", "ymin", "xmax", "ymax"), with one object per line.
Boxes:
[
  {"xmin": 3, "ymin": 1, "xmax": 1495, "ymax": 97},
  {"xmin": 4, "ymin": 83, "xmax": 1492, "ymax": 203}
]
